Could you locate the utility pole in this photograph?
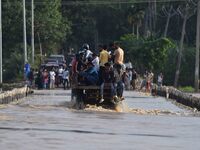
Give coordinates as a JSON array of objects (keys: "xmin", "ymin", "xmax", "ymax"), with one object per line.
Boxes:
[
  {"xmin": 0, "ymin": 0, "xmax": 2, "ymax": 84},
  {"xmin": 31, "ymin": 0, "xmax": 34, "ymax": 64},
  {"xmin": 23, "ymin": 0, "xmax": 27, "ymax": 64},
  {"xmin": 195, "ymin": 1, "xmax": 200, "ymax": 92}
]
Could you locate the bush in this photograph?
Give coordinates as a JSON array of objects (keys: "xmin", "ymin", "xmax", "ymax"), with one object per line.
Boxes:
[
  {"xmin": 178, "ymin": 86, "xmax": 195, "ymax": 93},
  {"xmin": 3, "ymin": 51, "xmax": 24, "ymax": 82}
]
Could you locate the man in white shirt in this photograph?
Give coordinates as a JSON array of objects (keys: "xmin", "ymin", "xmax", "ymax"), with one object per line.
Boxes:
[
  {"xmin": 49, "ymin": 69, "xmax": 56, "ymax": 89},
  {"xmin": 92, "ymin": 53, "xmax": 99, "ymax": 71},
  {"xmin": 58, "ymin": 66, "xmax": 64, "ymax": 86}
]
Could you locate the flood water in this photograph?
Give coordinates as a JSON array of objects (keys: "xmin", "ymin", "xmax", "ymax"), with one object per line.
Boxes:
[{"xmin": 0, "ymin": 90, "xmax": 200, "ymax": 150}]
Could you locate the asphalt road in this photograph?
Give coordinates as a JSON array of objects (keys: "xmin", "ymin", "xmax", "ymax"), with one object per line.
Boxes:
[{"xmin": 0, "ymin": 89, "xmax": 199, "ymax": 150}]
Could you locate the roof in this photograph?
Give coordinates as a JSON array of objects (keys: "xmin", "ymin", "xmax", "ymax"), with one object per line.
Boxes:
[
  {"xmin": 45, "ymin": 62, "xmax": 59, "ymax": 67},
  {"xmin": 50, "ymin": 54, "xmax": 65, "ymax": 58}
]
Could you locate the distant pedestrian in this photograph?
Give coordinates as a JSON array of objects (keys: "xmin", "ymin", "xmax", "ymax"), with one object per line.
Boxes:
[
  {"xmin": 49, "ymin": 69, "xmax": 56, "ymax": 89},
  {"xmin": 58, "ymin": 66, "xmax": 64, "ymax": 86},
  {"xmin": 68, "ymin": 64, "xmax": 72, "ymax": 88},
  {"xmin": 55, "ymin": 68, "xmax": 59, "ymax": 87},
  {"xmin": 62, "ymin": 67, "xmax": 69, "ymax": 90},
  {"xmin": 35, "ymin": 69, "xmax": 43, "ymax": 89},
  {"xmin": 140, "ymin": 70, "xmax": 148, "ymax": 91},
  {"xmin": 157, "ymin": 73, "xmax": 163, "ymax": 86},
  {"xmin": 146, "ymin": 71, "xmax": 152, "ymax": 93},
  {"xmin": 24, "ymin": 61, "xmax": 31, "ymax": 80},
  {"xmin": 123, "ymin": 68, "xmax": 130, "ymax": 90},
  {"xmin": 27, "ymin": 68, "xmax": 34, "ymax": 87},
  {"xmin": 131, "ymin": 69, "xmax": 137, "ymax": 90},
  {"xmin": 43, "ymin": 69, "xmax": 49, "ymax": 89},
  {"xmin": 148, "ymin": 70, "xmax": 154, "ymax": 93}
]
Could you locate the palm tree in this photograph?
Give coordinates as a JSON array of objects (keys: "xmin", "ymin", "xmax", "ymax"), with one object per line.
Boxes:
[{"xmin": 128, "ymin": 8, "xmax": 145, "ymax": 39}]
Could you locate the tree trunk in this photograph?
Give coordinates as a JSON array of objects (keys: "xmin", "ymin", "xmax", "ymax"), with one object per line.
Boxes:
[
  {"xmin": 195, "ymin": 1, "xmax": 200, "ymax": 92},
  {"xmin": 136, "ymin": 24, "xmax": 139, "ymax": 39},
  {"xmin": 149, "ymin": 1, "xmax": 152, "ymax": 35},
  {"xmin": 144, "ymin": 8, "xmax": 149, "ymax": 37},
  {"xmin": 152, "ymin": 0, "xmax": 157, "ymax": 32},
  {"xmin": 174, "ymin": 9, "xmax": 188, "ymax": 87},
  {"xmin": 132, "ymin": 24, "xmax": 135, "ymax": 35},
  {"xmin": 164, "ymin": 6, "xmax": 173, "ymax": 37}
]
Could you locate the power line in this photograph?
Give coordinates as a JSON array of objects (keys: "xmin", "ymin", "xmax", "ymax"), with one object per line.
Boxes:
[
  {"xmin": 37, "ymin": 0, "xmax": 188, "ymax": 5},
  {"xmin": 2, "ymin": 0, "xmax": 188, "ymax": 6}
]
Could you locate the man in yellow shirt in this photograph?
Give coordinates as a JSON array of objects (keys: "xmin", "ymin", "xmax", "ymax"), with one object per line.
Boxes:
[
  {"xmin": 98, "ymin": 45, "xmax": 111, "ymax": 85},
  {"xmin": 99, "ymin": 45, "xmax": 110, "ymax": 67}
]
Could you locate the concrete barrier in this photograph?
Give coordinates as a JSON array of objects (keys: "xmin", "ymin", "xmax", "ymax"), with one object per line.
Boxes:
[
  {"xmin": 152, "ymin": 85, "xmax": 200, "ymax": 111},
  {"xmin": 0, "ymin": 86, "xmax": 32, "ymax": 104}
]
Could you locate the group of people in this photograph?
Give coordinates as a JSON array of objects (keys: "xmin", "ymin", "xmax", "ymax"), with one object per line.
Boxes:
[
  {"xmin": 71, "ymin": 42, "xmax": 127, "ymax": 103},
  {"xmin": 34, "ymin": 66, "xmax": 70, "ymax": 90},
  {"xmin": 140, "ymin": 70, "xmax": 163, "ymax": 93}
]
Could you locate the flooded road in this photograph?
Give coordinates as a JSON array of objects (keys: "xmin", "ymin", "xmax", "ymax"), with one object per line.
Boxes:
[{"xmin": 0, "ymin": 90, "xmax": 200, "ymax": 150}]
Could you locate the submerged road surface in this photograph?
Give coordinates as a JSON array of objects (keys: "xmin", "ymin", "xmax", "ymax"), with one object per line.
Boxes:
[{"xmin": 0, "ymin": 89, "xmax": 200, "ymax": 150}]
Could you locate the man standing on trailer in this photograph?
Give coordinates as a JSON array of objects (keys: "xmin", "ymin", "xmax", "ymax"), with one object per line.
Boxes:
[
  {"xmin": 112, "ymin": 42, "xmax": 125, "ymax": 102},
  {"xmin": 112, "ymin": 42, "xmax": 124, "ymax": 66}
]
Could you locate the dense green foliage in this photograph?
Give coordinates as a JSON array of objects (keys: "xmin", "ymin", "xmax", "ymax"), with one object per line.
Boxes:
[
  {"xmin": 2, "ymin": 0, "xmax": 71, "ymax": 81},
  {"xmin": 1, "ymin": 0, "xmax": 199, "ymax": 86},
  {"xmin": 163, "ymin": 46, "xmax": 195, "ymax": 86},
  {"xmin": 34, "ymin": 0, "xmax": 71, "ymax": 54},
  {"xmin": 120, "ymin": 34, "xmax": 175, "ymax": 72}
]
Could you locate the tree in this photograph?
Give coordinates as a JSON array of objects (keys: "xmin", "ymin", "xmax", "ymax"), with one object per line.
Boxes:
[
  {"xmin": 34, "ymin": 0, "xmax": 71, "ymax": 55},
  {"xmin": 128, "ymin": 8, "xmax": 145, "ymax": 39},
  {"xmin": 174, "ymin": 3, "xmax": 194, "ymax": 87},
  {"xmin": 2, "ymin": 0, "xmax": 23, "ymax": 58}
]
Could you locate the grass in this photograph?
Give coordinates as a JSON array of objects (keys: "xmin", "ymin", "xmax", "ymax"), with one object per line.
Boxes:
[{"xmin": 178, "ymin": 86, "xmax": 195, "ymax": 93}]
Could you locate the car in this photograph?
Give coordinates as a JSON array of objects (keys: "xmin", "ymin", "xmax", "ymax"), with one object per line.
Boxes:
[
  {"xmin": 43, "ymin": 62, "xmax": 59, "ymax": 71},
  {"xmin": 44, "ymin": 58, "xmax": 58, "ymax": 64},
  {"xmin": 49, "ymin": 55, "xmax": 65, "ymax": 64}
]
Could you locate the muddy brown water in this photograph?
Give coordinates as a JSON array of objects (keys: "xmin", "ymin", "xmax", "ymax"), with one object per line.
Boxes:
[{"xmin": 0, "ymin": 90, "xmax": 200, "ymax": 150}]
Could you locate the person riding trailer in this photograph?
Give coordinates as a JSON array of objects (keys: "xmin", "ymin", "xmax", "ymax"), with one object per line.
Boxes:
[
  {"xmin": 113, "ymin": 64, "xmax": 125, "ymax": 101},
  {"xmin": 99, "ymin": 62, "xmax": 115, "ymax": 103},
  {"xmin": 79, "ymin": 60, "xmax": 99, "ymax": 86},
  {"xmin": 110, "ymin": 42, "xmax": 125, "ymax": 101}
]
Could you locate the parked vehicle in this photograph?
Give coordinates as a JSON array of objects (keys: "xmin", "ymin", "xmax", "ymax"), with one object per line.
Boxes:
[
  {"xmin": 49, "ymin": 55, "xmax": 65, "ymax": 64},
  {"xmin": 44, "ymin": 58, "xmax": 58, "ymax": 64}
]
